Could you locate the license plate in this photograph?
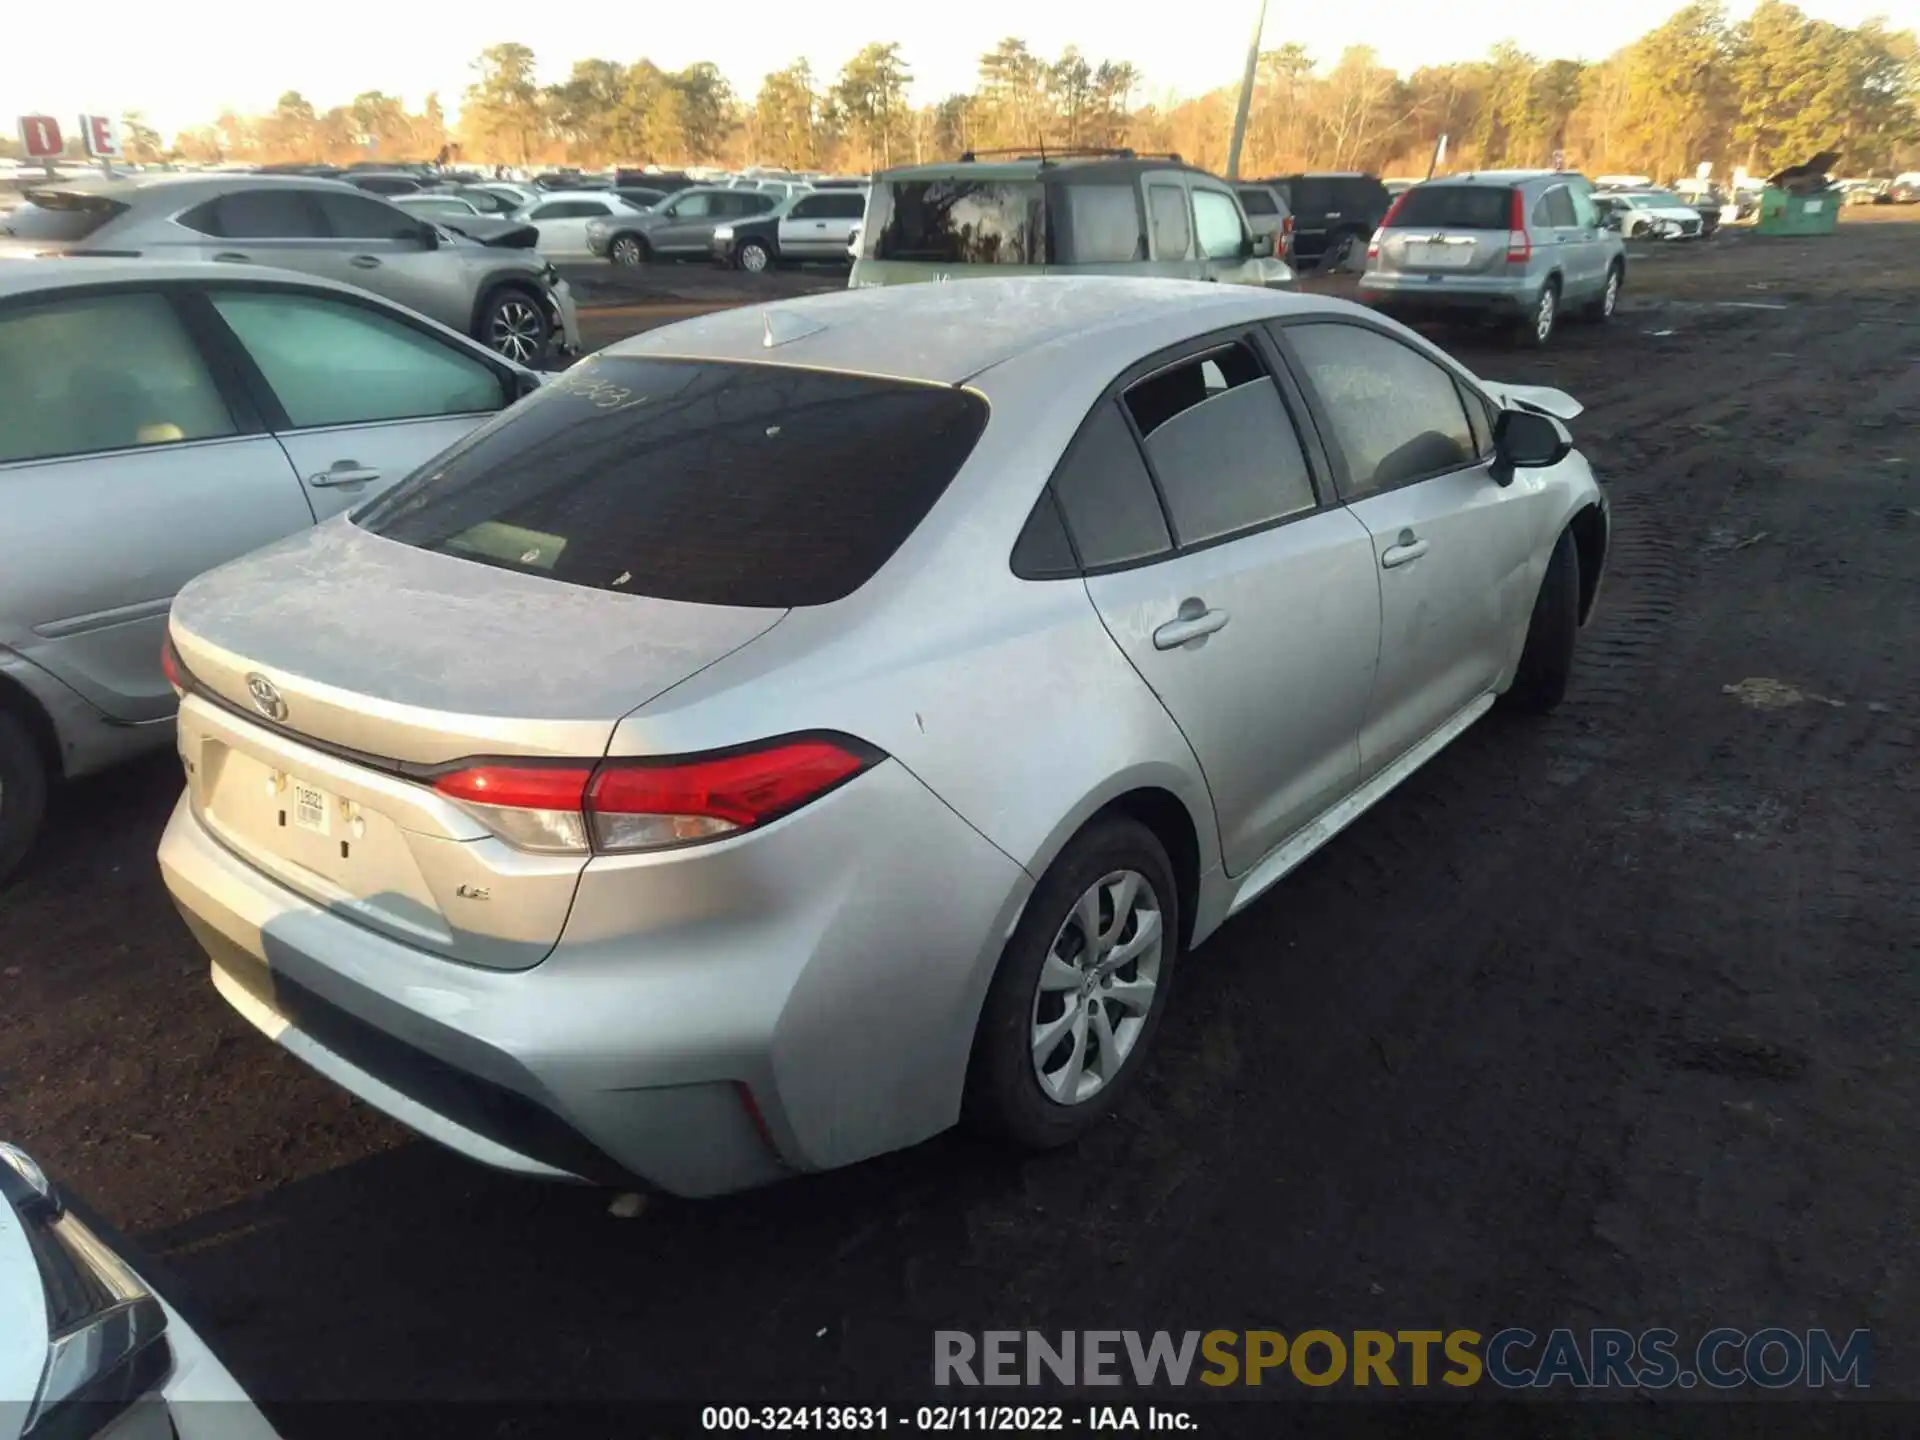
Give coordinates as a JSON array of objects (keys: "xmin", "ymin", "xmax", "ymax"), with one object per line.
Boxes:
[
  {"xmin": 1409, "ymin": 240, "xmax": 1473, "ymax": 268},
  {"xmin": 292, "ymin": 780, "xmax": 331, "ymax": 836}
]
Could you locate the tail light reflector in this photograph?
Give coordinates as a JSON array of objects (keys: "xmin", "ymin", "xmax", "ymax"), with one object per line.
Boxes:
[
  {"xmin": 1506, "ymin": 188, "xmax": 1531, "ymax": 264},
  {"xmin": 431, "ymin": 735, "xmax": 881, "ymax": 856},
  {"xmin": 1368, "ymin": 193, "xmax": 1407, "ymax": 259},
  {"xmin": 160, "ymin": 633, "xmax": 187, "ymax": 695}
]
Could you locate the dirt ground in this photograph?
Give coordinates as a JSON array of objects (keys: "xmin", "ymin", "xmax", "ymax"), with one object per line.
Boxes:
[{"xmin": 0, "ymin": 216, "xmax": 1915, "ymax": 1426}]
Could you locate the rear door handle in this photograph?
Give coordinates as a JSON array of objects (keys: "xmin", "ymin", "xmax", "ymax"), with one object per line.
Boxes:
[
  {"xmin": 1381, "ymin": 530, "xmax": 1429, "ymax": 569},
  {"xmin": 308, "ymin": 463, "xmax": 381, "ymax": 488},
  {"xmin": 211, "ymin": 252, "xmax": 251, "ymax": 263},
  {"xmin": 1153, "ymin": 607, "xmax": 1230, "ymax": 650},
  {"xmin": 350, "ymin": 255, "xmax": 381, "ymax": 269}
]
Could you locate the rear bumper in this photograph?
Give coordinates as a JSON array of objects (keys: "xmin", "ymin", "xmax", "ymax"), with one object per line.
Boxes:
[
  {"xmin": 1357, "ymin": 275, "xmax": 1533, "ymax": 319},
  {"xmin": 158, "ymin": 759, "xmax": 1032, "ymax": 1198}
]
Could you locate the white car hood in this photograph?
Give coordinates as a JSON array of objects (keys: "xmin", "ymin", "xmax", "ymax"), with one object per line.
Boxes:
[{"xmin": 0, "ymin": 1199, "xmax": 46, "ymax": 1438}]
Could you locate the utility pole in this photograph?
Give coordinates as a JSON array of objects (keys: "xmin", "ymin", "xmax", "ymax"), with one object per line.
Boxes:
[{"xmin": 1224, "ymin": 0, "xmax": 1270, "ymax": 180}]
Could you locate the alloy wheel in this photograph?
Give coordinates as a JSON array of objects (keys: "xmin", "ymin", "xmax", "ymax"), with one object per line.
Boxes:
[
  {"xmin": 611, "ymin": 236, "xmax": 643, "ymax": 267},
  {"xmin": 740, "ymin": 242, "xmax": 770, "ymax": 273},
  {"xmin": 1029, "ymin": 870, "xmax": 1164, "ymax": 1106},
  {"xmin": 489, "ymin": 300, "xmax": 544, "ymax": 364},
  {"xmin": 1535, "ymin": 286, "xmax": 1557, "ymax": 343}
]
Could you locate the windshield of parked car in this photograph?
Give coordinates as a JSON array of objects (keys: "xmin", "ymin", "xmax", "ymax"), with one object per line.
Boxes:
[
  {"xmin": 354, "ymin": 357, "xmax": 990, "ymax": 608},
  {"xmin": 1388, "ymin": 185, "xmax": 1514, "ymax": 229}
]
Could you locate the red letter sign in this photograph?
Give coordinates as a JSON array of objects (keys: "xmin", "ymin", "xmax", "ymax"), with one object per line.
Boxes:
[
  {"xmin": 18, "ymin": 115, "xmax": 62, "ymax": 158},
  {"xmin": 80, "ymin": 114, "xmax": 121, "ymax": 159}
]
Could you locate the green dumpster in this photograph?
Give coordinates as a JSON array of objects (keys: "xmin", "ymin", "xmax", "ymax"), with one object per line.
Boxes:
[{"xmin": 1755, "ymin": 186, "xmax": 1840, "ymax": 236}]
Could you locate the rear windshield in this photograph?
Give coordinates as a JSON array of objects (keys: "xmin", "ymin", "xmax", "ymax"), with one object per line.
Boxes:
[
  {"xmin": 354, "ymin": 357, "xmax": 989, "ymax": 609},
  {"xmin": 1389, "ymin": 185, "xmax": 1514, "ymax": 229},
  {"xmin": 871, "ymin": 179, "xmax": 1046, "ymax": 264},
  {"xmin": 0, "ymin": 195, "xmax": 128, "ymax": 242}
]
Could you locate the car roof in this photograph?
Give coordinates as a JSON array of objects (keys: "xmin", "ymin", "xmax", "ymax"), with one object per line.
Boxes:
[
  {"xmin": 519, "ymin": 189, "xmax": 625, "ymax": 203},
  {"xmin": 876, "ymin": 154, "xmax": 1211, "ymax": 186},
  {"xmin": 609, "ymin": 276, "xmax": 1354, "ymax": 386},
  {"xmin": 15, "ymin": 171, "xmax": 361, "ymax": 203},
  {"xmin": 0, "ymin": 256, "xmax": 405, "ymax": 302},
  {"xmin": 1418, "ymin": 171, "xmax": 1567, "ymax": 187}
]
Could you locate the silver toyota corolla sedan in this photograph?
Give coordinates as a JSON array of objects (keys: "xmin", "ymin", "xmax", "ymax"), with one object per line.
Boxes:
[{"xmin": 159, "ymin": 278, "xmax": 1609, "ymax": 1198}]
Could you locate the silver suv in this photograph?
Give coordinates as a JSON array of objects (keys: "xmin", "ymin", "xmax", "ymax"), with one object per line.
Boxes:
[
  {"xmin": 0, "ymin": 174, "xmax": 580, "ymax": 364},
  {"xmin": 1358, "ymin": 171, "xmax": 1625, "ymax": 347}
]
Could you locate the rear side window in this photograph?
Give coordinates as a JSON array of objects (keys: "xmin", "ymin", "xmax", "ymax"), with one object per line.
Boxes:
[
  {"xmin": 1541, "ymin": 187, "xmax": 1577, "ymax": 227},
  {"xmin": 0, "ymin": 195, "xmax": 128, "ymax": 242},
  {"xmin": 355, "ymin": 359, "xmax": 989, "ymax": 608},
  {"xmin": 1238, "ymin": 188, "xmax": 1278, "ymax": 217},
  {"xmin": 1051, "ymin": 400, "xmax": 1172, "ymax": 569},
  {"xmin": 1124, "ymin": 342, "xmax": 1316, "ymax": 545},
  {"xmin": 1390, "ymin": 186, "xmax": 1514, "ymax": 230},
  {"xmin": 1191, "ymin": 190, "xmax": 1248, "ymax": 260},
  {"xmin": 1055, "ymin": 184, "xmax": 1144, "ymax": 263},
  {"xmin": 873, "ymin": 180, "xmax": 1045, "ymax": 265}
]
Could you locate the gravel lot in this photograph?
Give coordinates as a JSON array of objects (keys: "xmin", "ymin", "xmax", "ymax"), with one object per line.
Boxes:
[{"xmin": 1, "ymin": 216, "xmax": 1916, "ymax": 1427}]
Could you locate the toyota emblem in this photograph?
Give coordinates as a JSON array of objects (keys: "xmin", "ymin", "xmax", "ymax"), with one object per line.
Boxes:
[{"xmin": 245, "ymin": 673, "xmax": 289, "ymax": 723}]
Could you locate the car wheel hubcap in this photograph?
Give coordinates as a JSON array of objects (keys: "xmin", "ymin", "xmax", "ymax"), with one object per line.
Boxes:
[
  {"xmin": 490, "ymin": 301, "xmax": 543, "ymax": 362},
  {"xmin": 1029, "ymin": 870, "xmax": 1164, "ymax": 1106},
  {"xmin": 743, "ymin": 246, "xmax": 767, "ymax": 272},
  {"xmin": 1603, "ymin": 274, "xmax": 1619, "ymax": 316},
  {"xmin": 613, "ymin": 239, "xmax": 640, "ymax": 265},
  {"xmin": 1536, "ymin": 289, "xmax": 1555, "ymax": 340}
]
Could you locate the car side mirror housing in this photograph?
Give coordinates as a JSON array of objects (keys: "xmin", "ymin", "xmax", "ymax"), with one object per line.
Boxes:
[
  {"xmin": 1252, "ymin": 233, "xmax": 1274, "ymax": 259},
  {"xmin": 416, "ymin": 224, "xmax": 440, "ymax": 250},
  {"xmin": 1238, "ymin": 234, "xmax": 1257, "ymax": 260},
  {"xmin": 1491, "ymin": 408, "xmax": 1573, "ymax": 485}
]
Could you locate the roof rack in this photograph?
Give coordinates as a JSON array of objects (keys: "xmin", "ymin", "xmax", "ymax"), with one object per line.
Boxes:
[{"xmin": 953, "ymin": 146, "xmax": 1186, "ymax": 166}]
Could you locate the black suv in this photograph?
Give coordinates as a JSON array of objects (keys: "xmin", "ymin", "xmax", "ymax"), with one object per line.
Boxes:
[{"xmin": 1260, "ymin": 172, "xmax": 1392, "ymax": 270}]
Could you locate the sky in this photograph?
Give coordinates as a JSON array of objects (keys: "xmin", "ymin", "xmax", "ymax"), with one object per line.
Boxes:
[{"xmin": 2, "ymin": 0, "xmax": 1900, "ymax": 141}]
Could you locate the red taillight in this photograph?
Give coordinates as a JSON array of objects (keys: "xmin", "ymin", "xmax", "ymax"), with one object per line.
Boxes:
[
  {"xmin": 160, "ymin": 633, "xmax": 185, "ymax": 694},
  {"xmin": 1368, "ymin": 194, "xmax": 1406, "ymax": 259},
  {"xmin": 430, "ymin": 736, "xmax": 880, "ymax": 856},
  {"xmin": 1506, "ymin": 188, "xmax": 1531, "ymax": 263}
]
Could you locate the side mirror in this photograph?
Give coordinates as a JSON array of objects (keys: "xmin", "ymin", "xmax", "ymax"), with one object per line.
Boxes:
[
  {"xmin": 416, "ymin": 224, "xmax": 440, "ymax": 250},
  {"xmin": 1252, "ymin": 232, "xmax": 1275, "ymax": 259},
  {"xmin": 1490, "ymin": 408, "xmax": 1572, "ymax": 486},
  {"xmin": 1238, "ymin": 233, "xmax": 1257, "ymax": 260}
]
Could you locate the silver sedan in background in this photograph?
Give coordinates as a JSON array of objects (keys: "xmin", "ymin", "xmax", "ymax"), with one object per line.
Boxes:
[{"xmin": 159, "ymin": 278, "xmax": 1608, "ymax": 1198}]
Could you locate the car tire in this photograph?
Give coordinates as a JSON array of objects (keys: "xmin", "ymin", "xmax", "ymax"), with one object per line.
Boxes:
[
  {"xmin": 1503, "ymin": 528, "xmax": 1580, "ymax": 715},
  {"xmin": 964, "ymin": 815, "xmax": 1181, "ymax": 1150},
  {"xmin": 736, "ymin": 239, "xmax": 772, "ymax": 274},
  {"xmin": 0, "ymin": 710, "xmax": 49, "ymax": 887},
  {"xmin": 1588, "ymin": 262, "xmax": 1623, "ymax": 322},
  {"xmin": 478, "ymin": 287, "xmax": 551, "ymax": 366},
  {"xmin": 609, "ymin": 234, "xmax": 646, "ymax": 267},
  {"xmin": 1519, "ymin": 278, "xmax": 1560, "ymax": 348}
]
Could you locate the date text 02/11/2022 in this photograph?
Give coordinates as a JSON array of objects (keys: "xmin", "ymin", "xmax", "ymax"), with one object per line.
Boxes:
[{"xmin": 699, "ymin": 1405, "xmax": 1196, "ymax": 1432}]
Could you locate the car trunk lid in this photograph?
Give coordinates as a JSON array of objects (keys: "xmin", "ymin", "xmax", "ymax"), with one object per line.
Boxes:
[{"xmin": 168, "ymin": 520, "xmax": 787, "ymax": 968}]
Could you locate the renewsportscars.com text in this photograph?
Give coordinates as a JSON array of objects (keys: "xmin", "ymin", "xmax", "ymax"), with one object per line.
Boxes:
[{"xmin": 934, "ymin": 1328, "xmax": 1871, "ymax": 1390}]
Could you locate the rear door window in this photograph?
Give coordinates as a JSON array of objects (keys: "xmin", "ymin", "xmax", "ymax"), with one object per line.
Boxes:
[
  {"xmin": 1123, "ymin": 341, "xmax": 1317, "ymax": 545},
  {"xmin": 872, "ymin": 180, "xmax": 1045, "ymax": 264},
  {"xmin": 0, "ymin": 292, "xmax": 235, "ymax": 464},
  {"xmin": 355, "ymin": 359, "xmax": 990, "ymax": 608},
  {"xmin": 1055, "ymin": 184, "xmax": 1144, "ymax": 263},
  {"xmin": 1237, "ymin": 188, "xmax": 1278, "ymax": 218},
  {"xmin": 1191, "ymin": 189, "xmax": 1248, "ymax": 259},
  {"xmin": 180, "ymin": 189, "xmax": 325, "ymax": 239},
  {"xmin": 1542, "ymin": 186, "xmax": 1577, "ymax": 227},
  {"xmin": 1390, "ymin": 186, "xmax": 1514, "ymax": 229}
]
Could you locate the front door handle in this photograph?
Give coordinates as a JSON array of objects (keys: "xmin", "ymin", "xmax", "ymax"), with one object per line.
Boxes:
[
  {"xmin": 308, "ymin": 462, "xmax": 382, "ymax": 488},
  {"xmin": 350, "ymin": 255, "xmax": 382, "ymax": 269},
  {"xmin": 211, "ymin": 252, "xmax": 251, "ymax": 263},
  {"xmin": 1381, "ymin": 529, "xmax": 1429, "ymax": 569},
  {"xmin": 1153, "ymin": 606, "xmax": 1230, "ymax": 650}
]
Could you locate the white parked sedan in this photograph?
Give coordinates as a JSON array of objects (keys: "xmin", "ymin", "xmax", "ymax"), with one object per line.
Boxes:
[
  {"xmin": 159, "ymin": 278, "xmax": 1608, "ymax": 1199},
  {"xmin": 509, "ymin": 190, "xmax": 651, "ymax": 256}
]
